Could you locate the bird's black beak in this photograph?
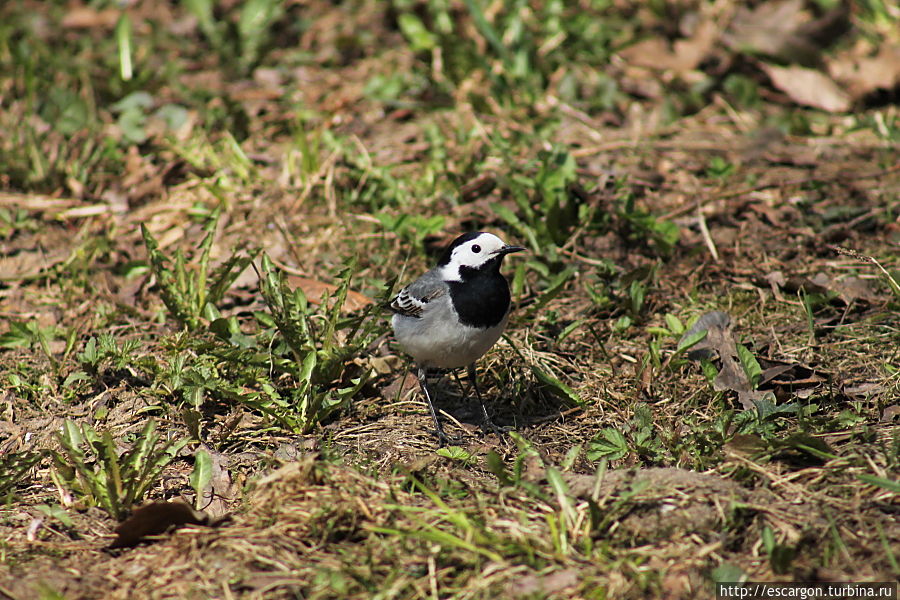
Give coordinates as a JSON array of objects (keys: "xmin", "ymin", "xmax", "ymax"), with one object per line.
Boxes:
[{"xmin": 496, "ymin": 245, "xmax": 526, "ymax": 256}]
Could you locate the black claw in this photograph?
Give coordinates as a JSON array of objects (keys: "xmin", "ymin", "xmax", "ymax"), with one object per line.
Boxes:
[
  {"xmin": 479, "ymin": 409, "xmax": 512, "ymax": 436},
  {"xmin": 418, "ymin": 364, "xmax": 511, "ymax": 443},
  {"xmin": 435, "ymin": 428, "xmax": 466, "ymax": 446}
]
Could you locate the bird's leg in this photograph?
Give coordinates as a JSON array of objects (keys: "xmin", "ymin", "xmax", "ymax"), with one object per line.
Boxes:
[
  {"xmin": 418, "ymin": 367, "xmax": 457, "ymax": 446},
  {"xmin": 468, "ymin": 363, "xmax": 509, "ymax": 435},
  {"xmin": 451, "ymin": 370, "xmax": 469, "ymax": 399}
]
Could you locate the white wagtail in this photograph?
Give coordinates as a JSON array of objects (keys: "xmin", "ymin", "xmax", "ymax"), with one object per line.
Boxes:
[{"xmin": 390, "ymin": 231, "xmax": 525, "ymax": 443}]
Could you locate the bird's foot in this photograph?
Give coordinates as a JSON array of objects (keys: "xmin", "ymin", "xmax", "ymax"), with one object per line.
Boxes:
[
  {"xmin": 433, "ymin": 425, "xmax": 467, "ymax": 447},
  {"xmin": 479, "ymin": 416, "xmax": 512, "ymax": 437}
]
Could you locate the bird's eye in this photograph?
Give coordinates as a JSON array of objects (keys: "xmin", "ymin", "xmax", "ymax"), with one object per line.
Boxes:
[{"xmin": 472, "ymin": 244, "xmax": 481, "ymax": 253}]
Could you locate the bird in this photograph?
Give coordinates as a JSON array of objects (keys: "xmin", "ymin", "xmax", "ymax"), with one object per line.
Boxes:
[{"xmin": 390, "ymin": 231, "xmax": 525, "ymax": 444}]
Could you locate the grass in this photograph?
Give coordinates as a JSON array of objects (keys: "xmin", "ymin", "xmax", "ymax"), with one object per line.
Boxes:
[{"xmin": 1, "ymin": 0, "xmax": 899, "ymax": 598}]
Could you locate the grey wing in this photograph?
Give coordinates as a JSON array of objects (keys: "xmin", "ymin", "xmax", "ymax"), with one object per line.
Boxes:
[{"xmin": 390, "ymin": 271, "xmax": 447, "ymax": 318}]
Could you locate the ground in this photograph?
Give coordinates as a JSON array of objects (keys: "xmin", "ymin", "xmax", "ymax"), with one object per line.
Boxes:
[{"xmin": 0, "ymin": 0, "xmax": 898, "ymax": 598}]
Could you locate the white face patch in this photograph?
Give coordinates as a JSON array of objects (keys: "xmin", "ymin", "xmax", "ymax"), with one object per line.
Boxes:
[{"xmin": 438, "ymin": 233, "xmax": 507, "ymax": 281}]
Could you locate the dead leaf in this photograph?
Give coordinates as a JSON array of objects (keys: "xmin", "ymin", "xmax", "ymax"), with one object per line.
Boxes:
[
  {"xmin": 759, "ymin": 363, "xmax": 796, "ymax": 385},
  {"xmin": 842, "ymin": 382, "xmax": 884, "ymax": 400},
  {"xmin": 618, "ymin": 19, "xmax": 717, "ymax": 74},
  {"xmin": 724, "ymin": 0, "xmax": 820, "ymax": 63},
  {"xmin": 670, "ymin": 19, "xmax": 719, "ymax": 72},
  {"xmin": 382, "ymin": 371, "xmax": 418, "ymax": 401},
  {"xmin": 510, "ymin": 568, "xmax": 579, "ymax": 597},
  {"xmin": 765, "ymin": 270, "xmax": 788, "ymax": 300},
  {"xmin": 0, "ymin": 248, "xmax": 70, "ymax": 281},
  {"xmin": 829, "ymin": 43, "xmax": 900, "ymax": 99},
  {"xmin": 679, "ymin": 310, "xmax": 732, "ymax": 361},
  {"xmin": 761, "ymin": 64, "xmax": 851, "ymax": 112},
  {"xmin": 756, "ymin": 358, "xmax": 827, "ymax": 402},
  {"xmin": 110, "ymin": 501, "xmax": 227, "ymax": 548},
  {"xmin": 881, "ymin": 406, "xmax": 900, "ymax": 422},
  {"xmin": 195, "ymin": 448, "xmax": 239, "ymax": 519},
  {"xmin": 680, "ymin": 311, "xmax": 770, "ymax": 409},
  {"xmin": 284, "ymin": 275, "xmax": 374, "ymax": 312},
  {"xmin": 764, "ymin": 271, "xmax": 879, "ymax": 304},
  {"xmin": 367, "ymin": 355, "xmax": 403, "ymax": 376},
  {"xmin": 808, "ymin": 273, "xmax": 879, "ymax": 304},
  {"xmin": 779, "ymin": 273, "xmax": 830, "ymax": 295},
  {"xmin": 759, "ymin": 360, "xmax": 825, "ymax": 389},
  {"xmin": 684, "ymin": 314, "xmax": 828, "ymax": 405},
  {"xmin": 734, "ymin": 388, "xmax": 773, "ymax": 412}
]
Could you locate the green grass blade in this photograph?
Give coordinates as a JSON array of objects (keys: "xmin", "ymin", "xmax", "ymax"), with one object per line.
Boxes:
[
  {"xmin": 115, "ymin": 14, "xmax": 133, "ymax": 81},
  {"xmin": 532, "ymin": 365, "xmax": 581, "ymax": 406},
  {"xmin": 195, "ymin": 207, "xmax": 221, "ymax": 311},
  {"xmin": 462, "ymin": 0, "xmax": 512, "ymax": 66},
  {"xmin": 100, "ymin": 430, "xmax": 124, "ymax": 518},
  {"xmin": 546, "ymin": 466, "xmax": 577, "ymax": 527},
  {"xmin": 190, "ymin": 448, "xmax": 213, "ymax": 508},
  {"xmin": 857, "ymin": 474, "xmax": 900, "ymax": 493}
]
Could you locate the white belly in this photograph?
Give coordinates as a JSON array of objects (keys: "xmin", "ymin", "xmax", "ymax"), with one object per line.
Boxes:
[{"xmin": 392, "ymin": 301, "xmax": 508, "ymax": 369}]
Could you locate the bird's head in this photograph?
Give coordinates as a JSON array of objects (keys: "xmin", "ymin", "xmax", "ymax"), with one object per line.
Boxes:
[{"xmin": 437, "ymin": 232, "xmax": 525, "ymax": 282}]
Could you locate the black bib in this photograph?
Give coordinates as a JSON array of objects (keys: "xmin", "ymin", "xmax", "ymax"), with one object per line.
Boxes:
[{"xmin": 448, "ymin": 260, "xmax": 511, "ymax": 329}]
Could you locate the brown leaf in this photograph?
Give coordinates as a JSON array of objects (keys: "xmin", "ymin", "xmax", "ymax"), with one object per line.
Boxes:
[
  {"xmin": 0, "ymin": 248, "xmax": 70, "ymax": 281},
  {"xmin": 761, "ymin": 64, "xmax": 851, "ymax": 112},
  {"xmin": 756, "ymin": 359, "xmax": 827, "ymax": 403},
  {"xmin": 881, "ymin": 406, "xmax": 900, "ymax": 422},
  {"xmin": 382, "ymin": 371, "xmax": 418, "ymax": 401},
  {"xmin": 808, "ymin": 273, "xmax": 879, "ymax": 304},
  {"xmin": 619, "ymin": 38, "xmax": 672, "ymax": 69},
  {"xmin": 285, "ymin": 275, "xmax": 374, "ymax": 313},
  {"xmin": 842, "ymin": 382, "xmax": 884, "ymax": 400},
  {"xmin": 829, "ymin": 43, "xmax": 900, "ymax": 99},
  {"xmin": 670, "ymin": 19, "xmax": 719, "ymax": 72},
  {"xmin": 724, "ymin": 0, "xmax": 820, "ymax": 63},
  {"xmin": 765, "ymin": 271, "xmax": 879, "ymax": 305},
  {"xmin": 618, "ymin": 19, "xmax": 716, "ymax": 74},
  {"xmin": 679, "ymin": 311, "xmax": 766, "ymax": 409},
  {"xmin": 367, "ymin": 355, "xmax": 404, "ymax": 376},
  {"xmin": 764, "ymin": 270, "xmax": 788, "ymax": 300},
  {"xmin": 196, "ymin": 448, "xmax": 239, "ymax": 519},
  {"xmin": 110, "ymin": 501, "xmax": 225, "ymax": 548},
  {"xmin": 736, "ymin": 389, "xmax": 776, "ymax": 409},
  {"xmin": 510, "ymin": 568, "xmax": 580, "ymax": 597},
  {"xmin": 679, "ymin": 310, "xmax": 732, "ymax": 361},
  {"xmin": 759, "ymin": 361, "xmax": 825, "ymax": 389}
]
